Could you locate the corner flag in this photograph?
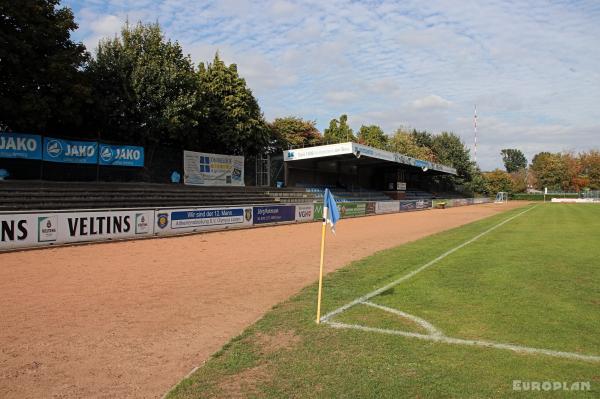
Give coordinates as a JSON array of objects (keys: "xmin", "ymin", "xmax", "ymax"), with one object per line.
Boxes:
[
  {"xmin": 316, "ymin": 188, "xmax": 340, "ymax": 324},
  {"xmin": 324, "ymin": 188, "xmax": 340, "ymax": 232}
]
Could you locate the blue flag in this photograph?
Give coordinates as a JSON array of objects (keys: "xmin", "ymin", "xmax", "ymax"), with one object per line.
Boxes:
[{"xmin": 324, "ymin": 188, "xmax": 340, "ymax": 232}]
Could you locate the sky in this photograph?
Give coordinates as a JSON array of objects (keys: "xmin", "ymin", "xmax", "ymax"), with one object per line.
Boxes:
[{"xmin": 64, "ymin": 0, "xmax": 600, "ymax": 170}]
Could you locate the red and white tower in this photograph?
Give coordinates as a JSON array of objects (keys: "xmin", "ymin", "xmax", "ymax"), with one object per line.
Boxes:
[{"xmin": 473, "ymin": 105, "xmax": 478, "ymax": 165}]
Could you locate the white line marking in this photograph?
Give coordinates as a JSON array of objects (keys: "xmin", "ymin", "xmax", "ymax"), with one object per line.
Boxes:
[
  {"xmin": 362, "ymin": 301, "xmax": 442, "ymax": 337},
  {"xmin": 322, "ymin": 204, "xmax": 600, "ymax": 363},
  {"xmin": 321, "ymin": 205, "xmax": 537, "ymax": 322},
  {"xmin": 325, "ymin": 320, "xmax": 600, "ymax": 363},
  {"xmin": 160, "ymin": 366, "xmax": 200, "ymax": 399}
]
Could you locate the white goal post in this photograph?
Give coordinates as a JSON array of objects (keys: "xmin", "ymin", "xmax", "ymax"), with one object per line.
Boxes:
[{"xmin": 495, "ymin": 192, "xmax": 508, "ymax": 203}]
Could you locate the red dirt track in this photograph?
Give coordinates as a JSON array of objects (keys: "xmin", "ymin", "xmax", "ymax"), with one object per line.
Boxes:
[{"xmin": 0, "ymin": 202, "xmax": 527, "ymax": 398}]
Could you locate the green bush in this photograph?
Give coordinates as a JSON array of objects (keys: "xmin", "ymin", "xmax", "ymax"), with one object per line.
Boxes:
[{"xmin": 510, "ymin": 193, "xmax": 579, "ymax": 201}]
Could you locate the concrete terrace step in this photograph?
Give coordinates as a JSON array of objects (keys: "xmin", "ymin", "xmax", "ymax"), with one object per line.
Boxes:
[
  {"xmin": 0, "ymin": 199, "xmax": 280, "ymax": 211},
  {"xmin": 0, "ymin": 181, "xmax": 305, "ymax": 192},
  {"xmin": 0, "ymin": 181, "xmax": 317, "ymax": 211}
]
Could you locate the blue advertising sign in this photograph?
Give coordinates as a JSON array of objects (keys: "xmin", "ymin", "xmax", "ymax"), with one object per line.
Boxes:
[
  {"xmin": 99, "ymin": 144, "xmax": 144, "ymax": 167},
  {"xmin": 253, "ymin": 205, "xmax": 296, "ymax": 224},
  {"xmin": 0, "ymin": 133, "xmax": 42, "ymax": 159},
  {"xmin": 43, "ymin": 137, "xmax": 98, "ymax": 164},
  {"xmin": 170, "ymin": 208, "xmax": 246, "ymax": 229}
]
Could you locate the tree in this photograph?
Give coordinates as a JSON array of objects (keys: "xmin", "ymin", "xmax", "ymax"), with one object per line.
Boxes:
[
  {"xmin": 562, "ymin": 152, "xmax": 588, "ymax": 192},
  {"xmin": 323, "ymin": 114, "xmax": 355, "ymax": 143},
  {"xmin": 387, "ymin": 129, "xmax": 435, "ymax": 161},
  {"xmin": 465, "ymin": 168, "xmax": 487, "ymax": 195},
  {"xmin": 410, "ymin": 129, "xmax": 434, "ymax": 149},
  {"xmin": 197, "ymin": 53, "xmax": 269, "ymax": 155},
  {"xmin": 500, "ymin": 148, "xmax": 527, "ymax": 173},
  {"xmin": 579, "ymin": 150, "xmax": 600, "ymax": 190},
  {"xmin": 0, "ymin": 0, "xmax": 90, "ymax": 133},
  {"xmin": 357, "ymin": 125, "xmax": 387, "ymax": 149},
  {"xmin": 268, "ymin": 116, "xmax": 322, "ymax": 152},
  {"xmin": 482, "ymin": 169, "xmax": 513, "ymax": 195},
  {"xmin": 530, "ymin": 152, "xmax": 568, "ymax": 191},
  {"xmin": 509, "ymin": 170, "xmax": 527, "ymax": 193},
  {"xmin": 87, "ymin": 22, "xmax": 199, "ymax": 147},
  {"xmin": 430, "ymin": 132, "xmax": 474, "ymax": 182}
]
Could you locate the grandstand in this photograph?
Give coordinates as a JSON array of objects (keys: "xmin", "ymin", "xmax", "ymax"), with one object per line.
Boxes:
[
  {"xmin": 0, "ymin": 141, "xmax": 465, "ymax": 212},
  {"xmin": 285, "ymin": 143, "xmax": 462, "ymax": 202}
]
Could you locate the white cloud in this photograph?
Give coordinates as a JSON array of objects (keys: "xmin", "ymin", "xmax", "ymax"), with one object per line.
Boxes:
[
  {"xmin": 411, "ymin": 95, "xmax": 453, "ymax": 110},
  {"xmin": 269, "ymin": 0, "xmax": 300, "ymax": 17},
  {"xmin": 324, "ymin": 90, "xmax": 359, "ymax": 104}
]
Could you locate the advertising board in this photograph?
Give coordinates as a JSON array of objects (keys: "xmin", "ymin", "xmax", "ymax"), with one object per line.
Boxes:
[
  {"xmin": 376, "ymin": 201, "xmax": 400, "ymax": 214},
  {"xmin": 295, "ymin": 204, "xmax": 314, "ymax": 222},
  {"xmin": 253, "ymin": 205, "xmax": 296, "ymax": 224},
  {"xmin": 399, "ymin": 200, "xmax": 417, "ymax": 211},
  {"xmin": 98, "ymin": 144, "xmax": 144, "ymax": 167},
  {"xmin": 183, "ymin": 150, "xmax": 244, "ymax": 186},
  {"xmin": 0, "ymin": 209, "xmax": 153, "ymax": 250},
  {"xmin": 415, "ymin": 199, "xmax": 433, "ymax": 209},
  {"xmin": 0, "ymin": 133, "xmax": 42, "ymax": 159},
  {"xmin": 314, "ymin": 202, "xmax": 367, "ymax": 220},
  {"xmin": 43, "ymin": 137, "xmax": 98, "ymax": 164},
  {"xmin": 155, "ymin": 206, "xmax": 252, "ymax": 234},
  {"xmin": 365, "ymin": 202, "xmax": 376, "ymax": 215}
]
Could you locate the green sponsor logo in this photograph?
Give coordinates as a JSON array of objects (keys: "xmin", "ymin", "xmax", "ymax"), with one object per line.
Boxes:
[{"xmin": 314, "ymin": 202, "xmax": 367, "ymax": 220}]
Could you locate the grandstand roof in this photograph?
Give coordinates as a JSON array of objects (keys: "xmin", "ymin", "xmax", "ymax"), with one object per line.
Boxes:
[{"xmin": 283, "ymin": 142, "xmax": 457, "ymax": 175}]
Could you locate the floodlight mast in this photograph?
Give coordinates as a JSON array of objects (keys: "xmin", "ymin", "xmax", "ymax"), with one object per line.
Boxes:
[{"xmin": 473, "ymin": 105, "xmax": 478, "ymax": 165}]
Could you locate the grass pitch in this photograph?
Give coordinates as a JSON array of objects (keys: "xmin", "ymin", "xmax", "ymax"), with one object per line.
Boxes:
[{"xmin": 168, "ymin": 204, "xmax": 600, "ymax": 398}]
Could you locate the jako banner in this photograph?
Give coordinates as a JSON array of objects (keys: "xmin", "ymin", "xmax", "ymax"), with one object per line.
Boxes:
[
  {"xmin": 183, "ymin": 150, "xmax": 244, "ymax": 186},
  {"xmin": 98, "ymin": 144, "xmax": 144, "ymax": 167},
  {"xmin": 0, "ymin": 132, "xmax": 42, "ymax": 159},
  {"xmin": 43, "ymin": 137, "xmax": 98, "ymax": 164}
]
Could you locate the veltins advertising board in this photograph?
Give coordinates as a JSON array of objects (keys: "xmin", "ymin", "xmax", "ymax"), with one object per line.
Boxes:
[
  {"xmin": 43, "ymin": 137, "xmax": 98, "ymax": 164},
  {"xmin": 183, "ymin": 150, "xmax": 244, "ymax": 186},
  {"xmin": 0, "ymin": 133, "xmax": 42, "ymax": 159},
  {"xmin": 0, "ymin": 209, "xmax": 153, "ymax": 250}
]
